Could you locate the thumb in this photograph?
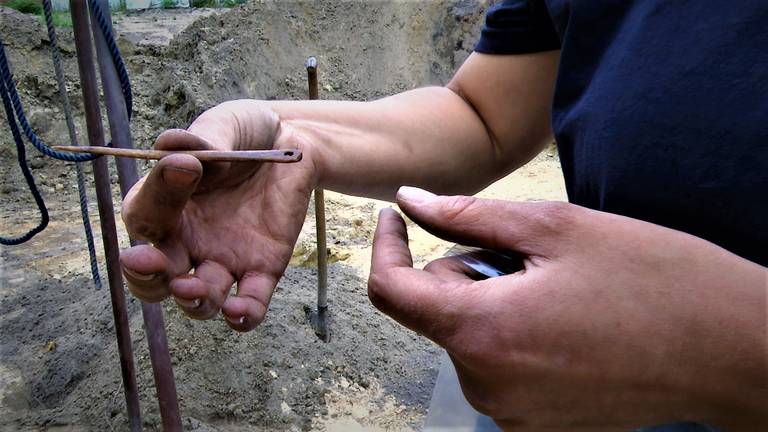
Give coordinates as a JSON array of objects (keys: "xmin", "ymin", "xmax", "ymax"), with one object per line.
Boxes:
[
  {"xmin": 368, "ymin": 208, "xmax": 464, "ymax": 345},
  {"xmin": 395, "ymin": 186, "xmax": 571, "ymax": 257}
]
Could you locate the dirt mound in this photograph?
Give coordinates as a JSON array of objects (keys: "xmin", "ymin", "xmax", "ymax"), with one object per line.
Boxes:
[
  {"xmin": 136, "ymin": 0, "xmax": 487, "ymax": 136},
  {"xmin": 1, "ymin": 0, "xmax": 488, "ymax": 217},
  {"xmin": 1, "ymin": 2, "xmax": 491, "ymax": 430},
  {"xmin": 0, "ymin": 6, "xmax": 89, "ymax": 207}
]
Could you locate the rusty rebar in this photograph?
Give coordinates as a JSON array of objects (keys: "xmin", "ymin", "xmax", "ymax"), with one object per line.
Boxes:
[
  {"xmin": 69, "ymin": 1, "xmax": 141, "ymax": 430},
  {"xmin": 306, "ymin": 57, "xmax": 330, "ymax": 342},
  {"xmin": 89, "ymin": 0, "xmax": 182, "ymax": 429}
]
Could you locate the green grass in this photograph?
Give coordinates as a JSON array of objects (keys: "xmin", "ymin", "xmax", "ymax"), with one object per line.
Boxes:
[
  {"xmin": 221, "ymin": 0, "xmax": 246, "ymax": 7},
  {"xmin": 6, "ymin": 0, "xmax": 71, "ymax": 27},
  {"xmin": 6, "ymin": 0, "xmax": 128, "ymax": 29},
  {"xmin": 6, "ymin": 0, "xmax": 245, "ymax": 15},
  {"xmin": 191, "ymin": 0, "xmax": 246, "ymax": 8},
  {"xmin": 6, "ymin": 0, "xmax": 42, "ymax": 14},
  {"xmin": 37, "ymin": 10, "xmax": 73, "ymax": 28}
]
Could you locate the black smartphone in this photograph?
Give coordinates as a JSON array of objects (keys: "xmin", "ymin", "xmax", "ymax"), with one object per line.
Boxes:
[{"xmin": 443, "ymin": 244, "xmax": 525, "ymax": 280}]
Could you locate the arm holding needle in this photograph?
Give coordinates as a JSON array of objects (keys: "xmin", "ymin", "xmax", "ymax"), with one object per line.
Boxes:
[{"xmin": 52, "ymin": 145, "xmax": 303, "ymax": 163}]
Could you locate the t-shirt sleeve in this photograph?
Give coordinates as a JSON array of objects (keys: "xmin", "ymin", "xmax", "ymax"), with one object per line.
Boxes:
[{"xmin": 474, "ymin": 0, "xmax": 561, "ymax": 54}]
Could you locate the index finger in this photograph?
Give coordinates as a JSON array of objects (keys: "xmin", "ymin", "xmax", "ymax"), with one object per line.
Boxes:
[
  {"xmin": 370, "ymin": 208, "xmax": 414, "ymax": 271},
  {"xmin": 368, "ymin": 208, "xmax": 461, "ymax": 344}
]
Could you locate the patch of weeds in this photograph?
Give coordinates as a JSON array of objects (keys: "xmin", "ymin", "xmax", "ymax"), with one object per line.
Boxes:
[
  {"xmin": 37, "ymin": 11, "xmax": 73, "ymax": 28},
  {"xmin": 191, "ymin": 0, "xmax": 245, "ymax": 8},
  {"xmin": 161, "ymin": 0, "xmax": 177, "ymax": 9},
  {"xmin": 6, "ymin": 0, "xmax": 123, "ymax": 28},
  {"xmin": 191, "ymin": 0, "xmax": 217, "ymax": 7},
  {"xmin": 7, "ymin": 0, "xmax": 43, "ymax": 14},
  {"xmin": 221, "ymin": 0, "xmax": 246, "ymax": 7}
]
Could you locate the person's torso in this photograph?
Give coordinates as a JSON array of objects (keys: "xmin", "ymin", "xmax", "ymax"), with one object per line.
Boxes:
[{"xmin": 543, "ymin": 0, "xmax": 768, "ymax": 264}]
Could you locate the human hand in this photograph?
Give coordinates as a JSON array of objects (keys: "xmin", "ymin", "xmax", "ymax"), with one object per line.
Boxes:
[
  {"xmin": 369, "ymin": 187, "xmax": 767, "ymax": 431},
  {"xmin": 120, "ymin": 100, "xmax": 318, "ymax": 331}
]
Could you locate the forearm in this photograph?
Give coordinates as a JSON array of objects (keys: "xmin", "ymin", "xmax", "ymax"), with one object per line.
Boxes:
[
  {"xmin": 268, "ymin": 87, "xmax": 521, "ymax": 200},
  {"xmin": 630, "ymin": 228, "xmax": 768, "ymax": 430},
  {"xmin": 265, "ymin": 51, "xmax": 559, "ymax": 201},
  {"xmin": 698, "ymin": 257, "xmax": 767, "ymax": 431}
]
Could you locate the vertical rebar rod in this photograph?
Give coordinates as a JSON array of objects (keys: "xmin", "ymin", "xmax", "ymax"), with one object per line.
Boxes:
[
  {"xmin": 306, "ymin": 57, "xmax": 329, "ymax": 342},
  {"xmin": 88, "ymin": 0, "xmax": 182, "ymax": 430},
  {"xmin": 69, "ymin": 1, "xmax": 141, "ymax": 430}
]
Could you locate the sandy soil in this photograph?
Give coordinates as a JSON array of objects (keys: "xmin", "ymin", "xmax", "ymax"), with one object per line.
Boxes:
[
  {"xmin": 115, "ymin": 9, "xmax": 227, "ymax": 47},
  {"xmin": 1, "ymin": 3, "xmax": 566, "ymax": 431}
]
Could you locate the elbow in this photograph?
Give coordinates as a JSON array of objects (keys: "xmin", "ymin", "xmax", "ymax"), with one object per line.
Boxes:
[
  {"xmin": 445, "ymin": 79, "xmax": 506, "ymax": 161},
  {"xmin": 445, "ymin": 80, "xmax": 543, "ymax": 181}
]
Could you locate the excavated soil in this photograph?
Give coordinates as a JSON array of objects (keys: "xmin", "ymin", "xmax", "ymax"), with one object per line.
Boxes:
[{"xmin": 1, "ymin": 2, "xmax": 566, "ymax": 431}]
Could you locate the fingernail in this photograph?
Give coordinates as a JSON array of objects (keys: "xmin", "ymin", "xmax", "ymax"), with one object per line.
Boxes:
[
  {"xmin": 397, "ymin": 186, "xmax": 436, "ymax": 204},
  {"xmin": 175, "ymin": 297, "xmax": 201, "ymax": 309},
  {"xmin": 123, "ymin": 267, "xmax": 156, "ymax": 281},
  {"xmin": 225, "ymin": 315, "xmax": 246, "ymax": 326},
  {"xmin": 163, "ymin": 166, "xmax": 199, "ymax": 187},
  {"xmin": 378, "ymin": 207, "xmax": 397, "ymax": 217}
]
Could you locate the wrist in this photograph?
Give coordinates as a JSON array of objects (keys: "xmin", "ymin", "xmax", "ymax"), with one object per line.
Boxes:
[
  {"xmin": 267, "ymin": 102, "xmax": 330, "ymax": 190},
  {"xmin": 279, "ymin": 119, "xmax": 326, "ymax": 190},
  {"xmin": 686, "ymin": 263, "xmax": 768, "ymax": 431}
]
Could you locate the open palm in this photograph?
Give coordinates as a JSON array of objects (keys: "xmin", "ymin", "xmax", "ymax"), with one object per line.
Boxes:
[{"xmin": 120, "ymin": 101, "xmax": 316, "ymax": 331}]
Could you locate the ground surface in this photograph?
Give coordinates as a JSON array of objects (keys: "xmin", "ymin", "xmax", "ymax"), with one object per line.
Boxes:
[{"xmin": 1, "ymin": 3, "xmax": 566, "ymax": 431}]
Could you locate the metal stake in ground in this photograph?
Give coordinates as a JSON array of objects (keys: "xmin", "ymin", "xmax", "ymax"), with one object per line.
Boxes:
[
  {"xmin": 306, "ymin": 57, "xmax": 330, "ymax": 342},
  {"xmin": 69, "ymin": 0, "xmax": 141, "ymax": 430},
  {"xmin": 89, "ymin": 0, "xmax": 182, "ymax": 429}
]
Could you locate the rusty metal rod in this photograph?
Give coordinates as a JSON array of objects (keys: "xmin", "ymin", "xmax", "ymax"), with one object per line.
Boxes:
[
  {"xmin": 89, "ymin": 0, "xmax": 183, "ymax": 429},
  {"xmin": 52, "ymin": 145, "xmax": 303, "ymax": 162},
  {"xmin": 306, "ymin": 57, "xmax": 330, "ymax": 342},
  {"xmin": 69, "ymin": 1, "xmax": 142, "ymax": 430}
]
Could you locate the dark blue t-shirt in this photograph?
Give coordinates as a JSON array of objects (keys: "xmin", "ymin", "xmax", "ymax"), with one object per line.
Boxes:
[{"xmin": 475, "ymin": 0, "xmax": 768, "ymax": 266}]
